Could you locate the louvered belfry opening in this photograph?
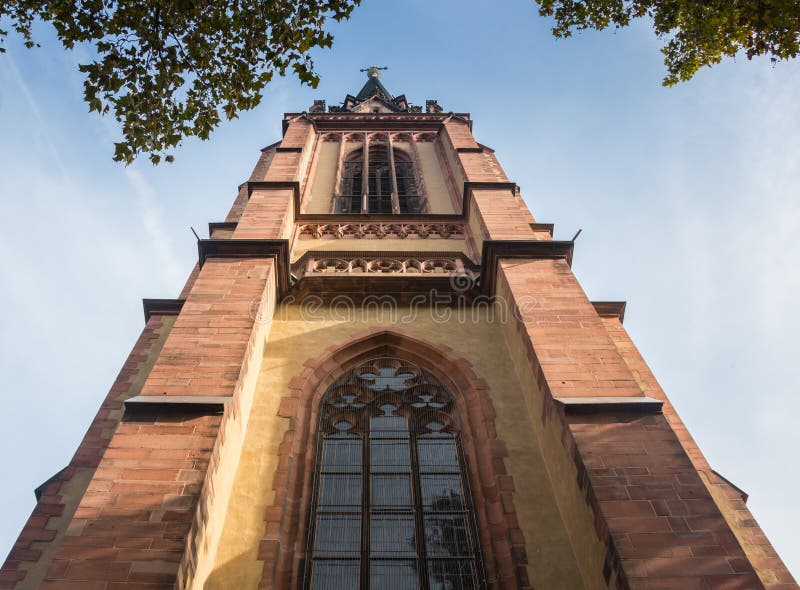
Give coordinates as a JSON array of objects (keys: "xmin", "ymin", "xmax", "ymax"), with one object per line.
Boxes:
[{"xmin": 306, "ymin": 358, "xmax": 485, "ymax": 590}]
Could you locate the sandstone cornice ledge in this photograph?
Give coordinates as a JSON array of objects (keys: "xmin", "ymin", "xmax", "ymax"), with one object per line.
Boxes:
[
  {"xmin": 142, "ymin": 298, "xmax": 186, "ymax": 322},
  {"xmin": 124, "ymin": 395, "xmax": 229, "ymax": 410},
  {"xmin": 480, "ymin": 239, "xmax": 575, "ymax": 296},
  {"xmin": 554, "ymin": 396, "xmax": 663, "ymax": 414},
  {"xmin": 208, "ymin": 221, "xmax": 238, "ymax": 234},
  {"xmin": 591, "ymin": 301, "xmax": 627, "ymax": 323},
  {"xmin": 196, "ymin": 238, "xmax": 290, "ymax": 295}
]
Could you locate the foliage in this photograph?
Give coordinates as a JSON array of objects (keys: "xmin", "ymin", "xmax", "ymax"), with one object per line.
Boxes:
[
  {"xmin": 535, "ymin": 0, "xmax": 800, "ymax": 85},
  {"xmin": 0, "ymin": 0, "xmax": 360, "ymax": 164}
]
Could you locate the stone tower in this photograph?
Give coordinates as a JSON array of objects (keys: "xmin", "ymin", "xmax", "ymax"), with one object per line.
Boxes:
[{"xmin": 1, "ymin": 71, "xmax": 796, "ymax": 590}]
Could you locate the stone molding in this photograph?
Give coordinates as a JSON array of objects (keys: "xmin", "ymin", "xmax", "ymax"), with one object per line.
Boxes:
[
  {"xmin": 294, "ymin": 251, "xmax": 470, "ymax": 279},
  {"xmin": 591, "ymin": 301, "xmax": 627, "ymax": 323},
  {"xmin": 196, "ymin": 239, "xmax": 290, "ymax": 295},
  {"xmin": 240, "ymin": 180, "xmax": 522, "ymax": 223},
  {"xmin": 553, "ymin": 396, "xmax": 663, "ymax": 414},
  {"xmin": 142, "ymin": 298, "xmax": 185, "ymax": 322},
  {"xmin": 296, "ymin": 222, "xmax": 466, "ymax": 240},
  {"xmin": 480, "ymin": 240, "xmax": 575, "ymax": 296}
]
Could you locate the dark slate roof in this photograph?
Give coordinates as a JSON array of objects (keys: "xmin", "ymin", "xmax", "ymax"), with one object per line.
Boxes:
[{"xmin": 355, "ymin": 75, "xmax": 394, "ymax": 103}]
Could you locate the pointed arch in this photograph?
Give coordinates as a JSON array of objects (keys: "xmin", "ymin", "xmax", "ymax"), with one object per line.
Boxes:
[{"xmin": 258, "ymin": 329, "xmax": 528, "ymax": 589}]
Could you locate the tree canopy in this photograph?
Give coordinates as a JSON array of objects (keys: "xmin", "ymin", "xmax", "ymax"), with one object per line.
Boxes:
[
  {"xmin": 535, "ymin": 0, "xmax": 800, "ymax": 86},
  {"xmin": 0, "ymin": 0, "xmax": 360, "ymax": 164},
  {"xmin": 1, "ymin": 1, "xmax": 798, "ymax": 164}
]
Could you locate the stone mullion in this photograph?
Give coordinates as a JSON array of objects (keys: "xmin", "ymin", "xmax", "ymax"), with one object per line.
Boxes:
[
  {"xmin": 388, "ymin": 134, "xmax": 401, "ymax": 214},
  {"xmin": 362, "ymin": 132, "xmax": 370, "ymax": 214}
]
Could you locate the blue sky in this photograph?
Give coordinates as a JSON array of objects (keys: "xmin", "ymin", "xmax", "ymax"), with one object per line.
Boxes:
[{"xmin": 1, "ymin": 0, "xmax": 798, "ymax": 577}]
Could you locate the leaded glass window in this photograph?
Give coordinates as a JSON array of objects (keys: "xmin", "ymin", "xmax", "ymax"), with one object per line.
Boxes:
[
  {"xmin": 334, "ymin": 141, "xmax": 426, "ymax": 214},
  {"xmin": 367, "ymin": 143, "xmax": 393, "ymax": 213},
  {"xmin": 394, "ymin": 152, "xmax": 423, "ymax": 214},
  {"xmin": 338, "ymin": 151, "xmax": 364, "ymax": 214},
  {"xmin": 307, "ymin": 359, "xmax": 484, "ymax": 589}
]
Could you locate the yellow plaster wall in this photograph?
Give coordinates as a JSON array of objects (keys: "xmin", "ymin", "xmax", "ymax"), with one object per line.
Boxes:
[
  {"xmin": 416, "ymin": 141, "xmax": 455, "ymax": 214},
  {"xmin": 467, "ymin": 197, "xmax": 487, "ymax": 255},
  {"xmin": 204, "ymin": 303, "xmax": 611, "ymax": 589},
  {"xmin": 305, "ymin": 141, "xmax": 340, "ymax": 214}
]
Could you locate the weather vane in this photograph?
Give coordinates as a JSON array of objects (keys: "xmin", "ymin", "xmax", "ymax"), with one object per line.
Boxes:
[{"xmin": 360, "ymin": 66, "xmax": 388, "ymax": 79}]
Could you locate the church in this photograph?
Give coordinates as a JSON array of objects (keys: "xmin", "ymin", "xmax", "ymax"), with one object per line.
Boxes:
[{"xmin": 1, "ymin": 68, "xmax": 795, "ymax": 589}]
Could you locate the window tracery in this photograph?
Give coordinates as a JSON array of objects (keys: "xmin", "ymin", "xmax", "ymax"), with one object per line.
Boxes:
[
  {"xmin": 331, "ymin": 133, "xmax": 428, "ymax": 214},
  {"xmin": 306, "ymin": 358, "xmax": 484, "ymax": 589}
]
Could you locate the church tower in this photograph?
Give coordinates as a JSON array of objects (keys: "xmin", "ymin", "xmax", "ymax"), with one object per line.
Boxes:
[{"xmin": 1, "ymin": 70, "xmax": 796, "ymax": 590}]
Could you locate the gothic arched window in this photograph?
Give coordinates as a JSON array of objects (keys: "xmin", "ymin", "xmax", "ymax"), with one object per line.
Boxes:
[
  {"xmin": 334, "ymin": 139, "xmax": 426, "ymax": 214},
  {"xmin": 306, "ymin": 358, "xmax": 484, "ymax": 589}
]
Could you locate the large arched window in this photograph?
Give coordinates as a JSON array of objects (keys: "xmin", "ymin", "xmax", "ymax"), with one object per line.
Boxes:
[{"xmin": 306, "ymin": 358, "xmax": 484, "ymax": 589}]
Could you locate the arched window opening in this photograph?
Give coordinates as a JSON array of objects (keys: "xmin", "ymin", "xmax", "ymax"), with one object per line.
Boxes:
[
  {"xmin": 306, "ymin": 358, "xmax": 484, "ymax": 589},
  {"xmin": 367, "ymin": 143, "xmax": 393, "ymax": 214},
  {"xmin": 339, "ymin": 149, "xmax": 364, "ymax": 214},
  {"xmin": 393, "ymin": 150, "xmax": 422, "ymax": 214}
]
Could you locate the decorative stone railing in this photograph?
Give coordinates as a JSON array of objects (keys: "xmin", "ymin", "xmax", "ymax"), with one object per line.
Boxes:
[
  {"xmin": 291, "ymin": 252, "xmax": 475, "ymax": 281},
  {"xmin": 304, "ymin": 255, "xmax": 463, "ymax": 275},
  {"xmin": 296, "ymin": 222, "xmax": 466, "ymax": 240}
]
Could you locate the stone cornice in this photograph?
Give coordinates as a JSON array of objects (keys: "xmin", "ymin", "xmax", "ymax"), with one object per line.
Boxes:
[
  {"xmin": 240, "ymin": 180, "xmax": 521, "ymax": 224},
  {"xmin": 530, "ymin": 223, "xmax": 554, "ymax": 237},
  {"xmin": 208, "ymin": 221, "xmax": 238, "ymax": 236},
  {"xmin": 592, "ymin": 301, "xmax": 627, "ymax": 324},
  {"xmin": 197, "ymin": 239, "xmax": 290, "ymax": 295},
  {"xmin": 276, "ymin": 111, "xmax": 475, "ymax": 134},
  {"xmin": 479, "ymin": 240, "xmax": 575, "ymax": 296},
  {"xmin": 460, "ymin": 181, "xmax": 516, "ymax": 219},
  {"xmin": 295, "ymin": 212, "xmax": 465, "ymax": 223},
  {"xmin": 554, "ymin": 396, "xmax": 663, "ymax": 414},
  {"xmin": 124, "ymin": 395, "xmax": 229, "ymax": 410},
  {"xmin": 142, "ymin": 298, "xmax": 185, "ymax": 323}
]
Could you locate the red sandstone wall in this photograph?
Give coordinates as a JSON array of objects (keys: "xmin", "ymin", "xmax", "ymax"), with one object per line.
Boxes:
[{"xmin": 0, "ymin": 315, "xmax": 174, "ymax": 589}]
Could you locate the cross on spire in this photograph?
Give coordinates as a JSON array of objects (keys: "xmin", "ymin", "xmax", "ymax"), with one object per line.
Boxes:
[{"xmin": 359, "ymin": 66, "xmax": 388, "ymax": 79}]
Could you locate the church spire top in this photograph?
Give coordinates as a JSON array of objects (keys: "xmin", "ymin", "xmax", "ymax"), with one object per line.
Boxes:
[
  {"xmin": 354, "ymin": 67, "xmax": 394, "ymax": 104},
  {"xmin": 308, "ymin": 68, "xmax": 443, "ymax": 114}
]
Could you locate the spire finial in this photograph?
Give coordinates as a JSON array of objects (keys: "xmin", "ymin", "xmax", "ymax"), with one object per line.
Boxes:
[{"xmin": 360, "ymin": 66, "xmax": 388, "ymax": 79}]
